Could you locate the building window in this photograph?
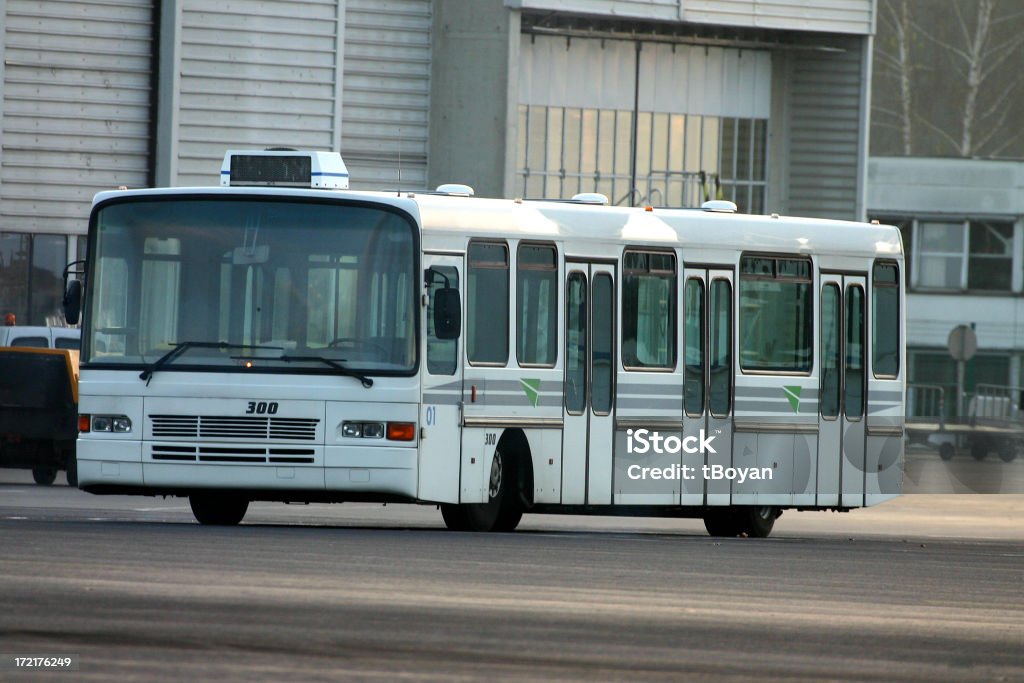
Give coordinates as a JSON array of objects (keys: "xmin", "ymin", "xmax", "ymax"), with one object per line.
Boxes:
[
  {"xmin": 917, "ymin": 221, "xmax": 964, "ymax": 289},
  {"xmin": 517, "ymin": 105, "xmax": 767, "ymax": 211},
  {"xmin": 909, "ymin": 219, "xmax": 1015, "ymax": 292},
  {"xmin": 967, "ymin": 221, "xmax": 1013, "ymax": 291},
  {"xmin": 0, "ymin": 232, "xmax": 70, "ymax": 326}
]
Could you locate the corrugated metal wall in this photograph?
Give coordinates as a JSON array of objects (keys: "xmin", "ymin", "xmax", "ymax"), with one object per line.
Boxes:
[
  {"xmin": 519, "ymin": 37, "xmax": 771, "ymax": 118},
  {"xmin": 786, "ymin": 39, "xmax": 865, "ymax": 220},
  {"xmin": 173, "ymin": 0, "xmax": 343, "ymax": 187},
  {"xmin": 342, "ymin": 0, "xmax": 431, "ymax": 190},
  {"xmin": 681, "ymin": 0, "xmax": 874, "ymax": 34},
  {"xmin": 512, "ymin": 0, "xmax": 874, "ymax": 35},
  {"xmin": 1, "ymin": 0, "xmax": 154, "ymax": 233}
]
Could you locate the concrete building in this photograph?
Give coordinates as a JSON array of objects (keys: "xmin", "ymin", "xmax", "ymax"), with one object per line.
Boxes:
[
  {"xmin": 1, "ymin": 0, "xmax": 876, "ymax": 325},
  {"xmin": 868, "ymin": 157, "xmax": 1024, "ymax": 410}
]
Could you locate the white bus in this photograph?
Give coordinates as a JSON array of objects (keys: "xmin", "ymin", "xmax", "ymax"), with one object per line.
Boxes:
[{"xmin": 65, "ymin": 150, "xmax": 905, "ymax": 538}]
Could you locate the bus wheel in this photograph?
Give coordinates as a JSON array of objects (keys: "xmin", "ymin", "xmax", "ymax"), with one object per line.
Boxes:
[
  {"xmin": 703, "ymin": 506, "xmax": 778, "ymax": 538},
  {"xmin": 32, "ymin": 467, "xmax": 58, "ymax": 486},
  {"xmin": 440, "ymin": 448, "xmax": 522, "ymax": 532},
  {"xmin": 189, "ymin": 493, "xmax": 249, "ymax": 526},
  {"xmin": 440, "ymin": 504, "xmax": 471, "ymax": 531},
  {"xmin": 703, "ymin": 508, "xmax": 742, "ymax": 537},
  {"xmin": 742, "ymin": 506, "xmax": 779, "ymax": 538}
]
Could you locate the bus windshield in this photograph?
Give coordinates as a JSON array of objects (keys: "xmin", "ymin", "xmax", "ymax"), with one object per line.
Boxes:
[{"xmin": 85, "ymin": 197, "xmax": 418, "ymax": 375}]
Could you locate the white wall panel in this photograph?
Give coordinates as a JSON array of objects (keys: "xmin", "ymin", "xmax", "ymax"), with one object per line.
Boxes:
[
  {"xmin": 521, "ymin": 36, "xmax": 770, "ymax": 119},
  {"xmin": 174, "ymin": 0, "xmax": 340, "ymax": 187},
  {"xmin": 509, "ymin": 0, "xmax": 874, "ymax": 35},
  {"xmin": 342, "ymin": 0, "xmax": 431, "ymax": 190},
  {"xmin": 1, "ymin": 0, "xmax": 154, "ymax": 232}
]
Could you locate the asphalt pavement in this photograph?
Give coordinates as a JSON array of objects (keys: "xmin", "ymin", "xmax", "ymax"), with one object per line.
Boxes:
[{"xmin": 1, "ymin": 468, "xmax": 1022, "ymax": 682}]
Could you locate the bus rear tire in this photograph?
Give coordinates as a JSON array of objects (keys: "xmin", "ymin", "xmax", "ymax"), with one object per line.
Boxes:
[
  {"xmin": 189, "ymin": 493, "xmax": 249, "ymax": 526},
  {"xmin": 703, "ymin": 506, "xmax": 778, "ymax": 538}
]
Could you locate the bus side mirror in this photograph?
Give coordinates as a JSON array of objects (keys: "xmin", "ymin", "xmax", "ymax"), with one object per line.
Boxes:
[
  {"xmin": 433, "ymin": 288, "xmax": 461, "ymax": 340},
  {"xmin": 63, "ymin": 280, "xmax": 83, "ymax": 325}
]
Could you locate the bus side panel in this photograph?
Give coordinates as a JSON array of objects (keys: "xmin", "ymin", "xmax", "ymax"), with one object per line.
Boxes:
[{"xmin": 525, "ymin": 428, "xmax": 561, "ymax": 505}]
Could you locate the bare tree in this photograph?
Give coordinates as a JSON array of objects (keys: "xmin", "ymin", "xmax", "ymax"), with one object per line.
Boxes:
[
  {"xmin": 911, "ymin": 0, "xmax": 1024, "ymax": 156},
  {"xmin": 874, "ymin": 0, "xmax": 915, "ymax": 154}
]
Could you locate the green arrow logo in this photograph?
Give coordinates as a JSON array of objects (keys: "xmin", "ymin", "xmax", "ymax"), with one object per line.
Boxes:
[
  {"xmin": 520, "ymin": 378, "xmax": 541, "ymax": 408},
  {"xmin": 783, "ymin": 385, "xmax": 802, "ymax": 414}
]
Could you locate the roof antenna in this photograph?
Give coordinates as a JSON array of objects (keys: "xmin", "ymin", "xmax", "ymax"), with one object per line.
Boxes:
[{"xmin": 397, "ymin": 128, "xmax": 402, "ymax": 196}]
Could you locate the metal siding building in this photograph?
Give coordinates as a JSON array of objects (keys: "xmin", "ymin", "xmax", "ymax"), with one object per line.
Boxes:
[
  {"xmin": 1, "ymin": 0, "xmax": 876, "ymax": 325},
  {"xmin": 432, "ymin": 0, "xmax": 875, "ymax": 220}
]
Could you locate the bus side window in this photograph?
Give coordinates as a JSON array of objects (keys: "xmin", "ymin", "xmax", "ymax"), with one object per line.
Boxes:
[
  {"xmin": 872, "ymin": 262, "xmax": 900, "ymax": 378},
  {"xmin": 427, "ymin": 266, "xmax": 459, "ymax": 375},
  {"xmin": 621, "ymin": 250, "xmax": 676, "ymax": 370},
  {"xmin": 467, "ymin": 242, "xmax": 509, "ymax": 365}
]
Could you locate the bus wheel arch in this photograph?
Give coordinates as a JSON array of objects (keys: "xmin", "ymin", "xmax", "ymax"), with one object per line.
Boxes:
[{"xmin": 439, "ymin": 429, "xmax": 532, "ymax": 533}]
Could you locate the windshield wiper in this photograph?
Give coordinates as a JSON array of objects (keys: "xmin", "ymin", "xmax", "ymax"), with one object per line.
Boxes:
[
  {"xmin": 277, "ymin": 355, "xmax": 374, "ymax": 388},
  {"xmin": 139, "ymin": 341, "xmax": 283, "ymax": 385}
]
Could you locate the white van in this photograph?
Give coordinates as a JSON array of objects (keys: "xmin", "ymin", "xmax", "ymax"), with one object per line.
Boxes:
[{"xmin": 0, "ymin": 326, "xmax": 80, "ymax": 350}]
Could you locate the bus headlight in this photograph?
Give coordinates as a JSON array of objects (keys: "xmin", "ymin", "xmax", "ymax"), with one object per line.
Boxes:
[{"xmin": 91, "ymin": 415, "xmax": 132, "ymax": 433}]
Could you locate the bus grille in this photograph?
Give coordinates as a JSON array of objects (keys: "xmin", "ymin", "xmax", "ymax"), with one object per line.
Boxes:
[{"xmin": 150, "ymin": 415, "xmax": 319, "ymax": 441}]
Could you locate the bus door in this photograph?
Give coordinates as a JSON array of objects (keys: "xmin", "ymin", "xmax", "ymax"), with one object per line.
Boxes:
[
  {"xmin": 682, "ymin": 268, "xmax": 734, "ymax": 506},
  {"xmin": 562, "ymin": 263, "xmax": 616, "ymax": 505},
  {"xmin": 818, "ymin": 273, "xmax": 867, "ymax": 507},
  {"xmin": 419, "ymin": 254, "xmax": 464, "ymax": 503}
]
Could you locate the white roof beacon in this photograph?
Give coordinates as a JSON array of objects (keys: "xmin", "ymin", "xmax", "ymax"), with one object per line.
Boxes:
[{"xmin": 220, "ymin": 149, "xmax": 350, "ymax": 189}]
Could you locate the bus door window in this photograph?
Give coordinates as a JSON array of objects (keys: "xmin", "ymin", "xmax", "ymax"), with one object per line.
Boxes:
[
  {"xmin": 820, "ymin": 283, "xmax": 841, "ymax": 419},
  {"xmin": 708, "ymin": 278, "xmax": 732, "ymax": 417},
  {"xmin": 591, "ymin": 273, "xmax": 614, "ymax": 415},
  {"xmin": 684, "ymin": 278, "xmax": 705, "ymax": 416},
  {"xmin": 565, "ymin": 271, "xmax": 587, "ymax": 414},
  {"xmin": 844, "ymin": 285, "xmax": 865, "ymax": 419}
]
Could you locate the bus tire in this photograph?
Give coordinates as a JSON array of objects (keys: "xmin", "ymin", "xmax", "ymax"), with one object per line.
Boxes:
[
  {"xmin": 189, "ymin": 493, "xmax": 249, "ymax": 526},
  {"xmin": 32, "ymin": 467, "xmax": 58, "ymax": 486},
  {"xmin": 703, "ymin": 508, "xmax": 742, "ymax": 537},
  {"xmin": 440, "ymin": 504, "xmax": 471, "ymax": 531},
  {"xmin": 742, "ymin": 506, "xmax": 779, "ymax": 538},
  {"xmin": 440, "ymin": 447, "xmax": 522, "ymax": 532},
  {"xmin": 703, "ymin": 506, "xmax": 778, "ymax": 538},
  {"xmin": 939, "ymin": 442, "xmax": 955, "ymax": 461}
]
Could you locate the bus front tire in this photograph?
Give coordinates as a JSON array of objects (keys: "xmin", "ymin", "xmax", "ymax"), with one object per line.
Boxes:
[
  {"xmin": 440, "ymin": 448, "xmax": 522, "ymax": 532},
  {"xmin": 189, "ymin": 493, "xmax": 249, "ymax": 526}
]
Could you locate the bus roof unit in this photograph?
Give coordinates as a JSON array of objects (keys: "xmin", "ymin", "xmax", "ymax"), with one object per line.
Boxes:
[{"xmin": 220, "ymin": 149, "xmax": 350, "ymax": 189}]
